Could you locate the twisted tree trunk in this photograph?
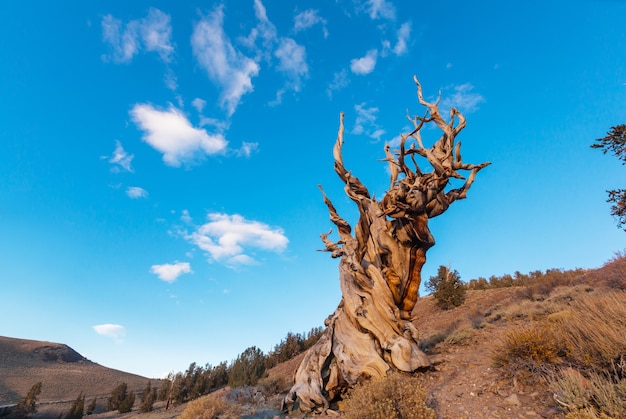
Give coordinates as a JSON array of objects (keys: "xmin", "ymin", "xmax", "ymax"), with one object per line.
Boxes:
[{"xmin": 282, "ymin": 76, "xmax": 490, "ymax": 414}]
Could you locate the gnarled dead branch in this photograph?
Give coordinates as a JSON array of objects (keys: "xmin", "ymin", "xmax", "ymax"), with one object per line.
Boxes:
[{"xmin": 282, "ymin": 76, "xmax": 490, "ymax": 414}]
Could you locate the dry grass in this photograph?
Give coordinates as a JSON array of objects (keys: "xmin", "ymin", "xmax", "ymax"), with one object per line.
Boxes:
[
  {"xmin": 492, "ymin": 322, "xmax": 564, "ymax": 376},
  {"xmin": 487, "ymin": 290, "xmax": 626, "ymax": 416},
  {"xmin": 340, "ymin": 372, "xmax": 435, "ymax": 419},
  {"xmin": 553, "ymin": 292, "xmax": 626, "ymax": 372},
  {"xmin": 257, "ymin": 375, "xmax": 290, "ymax": 397},
  {"xmin": 444, "ymin": 326, "xmax": 475, "ymax": 345},
  {"xmin": 549, "ymin": 369, "xmax": 626, "ymax": 418},
  {"xmin": 179, "ymin": 394, "xmax": 242, "ymax": 419}
]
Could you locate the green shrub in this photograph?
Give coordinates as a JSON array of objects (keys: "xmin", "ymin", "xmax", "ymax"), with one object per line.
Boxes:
[
  {"xmin": 341, "ymin": 372, "xmax": 435, "ymax": 419},
  {"xmin": 425, "ymin": 266, "xmax": 466, "ymax": 310}
]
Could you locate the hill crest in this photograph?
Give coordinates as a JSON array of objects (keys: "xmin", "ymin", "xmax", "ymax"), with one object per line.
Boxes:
[{"xmin": 0, "ymin": 336, "xmax": 151, "ymax": 405}]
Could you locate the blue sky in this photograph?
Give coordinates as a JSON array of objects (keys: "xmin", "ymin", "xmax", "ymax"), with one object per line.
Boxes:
[{"xmin": 1, "ymin": 0, "xmax": 625, "ymax": 378}]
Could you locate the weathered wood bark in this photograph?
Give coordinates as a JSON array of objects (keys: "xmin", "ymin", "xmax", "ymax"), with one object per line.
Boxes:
[{"xmin": 282, "ymin": 76, "xmax": 490, "ymax": 414}]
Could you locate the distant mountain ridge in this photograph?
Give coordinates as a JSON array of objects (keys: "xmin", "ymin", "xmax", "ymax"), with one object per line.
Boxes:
[{"xmin": 0, "ymin": 336, "xmax": 152, "ymax": 405}]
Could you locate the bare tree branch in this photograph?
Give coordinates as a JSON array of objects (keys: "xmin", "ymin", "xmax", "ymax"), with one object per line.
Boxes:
[{"xmin": 283, "ymin": 76, "xmax": 490, "ymax": 414}]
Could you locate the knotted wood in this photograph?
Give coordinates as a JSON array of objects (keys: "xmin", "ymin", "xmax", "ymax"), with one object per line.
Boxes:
[{"xmin": 282, "ymin": 76, "xmax": 490, "ymax": 414}]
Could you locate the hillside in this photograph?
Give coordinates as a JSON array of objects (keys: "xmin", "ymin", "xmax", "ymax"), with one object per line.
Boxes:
[
  {"xmin": 0, "ymin": 336, "xmax": 151, "ymax": 405},
  {"xmin": 1, "ymin": 256, "xmax": 624, "ymax": 418}
]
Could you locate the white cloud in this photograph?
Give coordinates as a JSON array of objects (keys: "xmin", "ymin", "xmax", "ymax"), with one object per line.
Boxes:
[
  {"xmin": 140, "ymin": 8, "xmax": 174, "ymax": 62},
  {"xmin": 109, "ymin": 140, "xmax": 134, "ymax": 172},
  {"xmin": 93, "ymin": 324, "xmax": 126, "ymax": 342},
  {"xmin": 101, "ymin": 15, "xmax": 139, "ymax": 63},
  {"xmin": 101, "ymin": 8, "xmax": 173, "ymax": 63},
  {"xmin": 191, "ymin": 98, "xmax": 207, "ymax": 113},
  {"xmin": 227, "ymin": 254, "xmax": 256, "ymax": 266},
  {"xmin": 274, "ymin": 38, "xmax": 308, "ymax": 91},
  {"xmin": 126, "ymin": 186, "xmax": 148, "ymax": 199},
  {"xmin": 188, "ymin": 213, "xmax": 288, "ymax": 267},
  {"xmin": 251, "ymin": 0, "xmax": 278, "ymax": 51},
  {"xmin": 150, "ymin": 262, "xmax": 192, "ymax": 283},
  {"xmin": 294, "ymin": 9, "xmax": 328, "ymax": 38},
  {"xmin": 350, "ymin": 49, "xmax": 378, "ymax": 75},
  {"xmin": 181, "ymin": 209, "xmax": 193, "ymax": 224},
  {"xmin": 235, "ymin": 142, "xmax": 259, "ymax": 157},
  {"xmin": 192, "ymin": 6, "xmax": 260, "ymax": 116},
  {"xmin": 130, "ymin": 104, "xmax": 228, "ymax": 167},
  {"xmin": 326, "ymin": 69, "xmax": 350, "ymax": 98},
  {"xmin": 353, "ymin": 103, "xmax": 385, "ymax": 140},
  {"xmin": 164, "ymin": 68, "xmax": 178, "ymax": 91},
  {"xmin": 393, "ymin": 22, "xmax": 411, "ymax": 55},
  {"xmin": 441, "ymin": 83, "xmax": 485, "ymax": 114},
  {"xmin": 365, "ymin": 0, "xmax": 396, "ymax": 20}
]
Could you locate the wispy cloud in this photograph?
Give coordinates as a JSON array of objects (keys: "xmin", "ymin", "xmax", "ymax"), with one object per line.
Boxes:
[
  {"xmin": 181, "ymin": 209, "xmax": 193, "ymax": 224},
  {"xmin": 441, "ymin": 83, "xmax": 485, "ymax": 114},
  {"xmin": 350, "ymin": 49, "xmax": 378, "ymax": 75},
  {"xmin": 130, "ymin": 104, "xmax": 228, "ymax": 167},
  {"xmin": 150, "ymin": 262, "xmax": 192, "ymax": 283},
  {"xmin": 393, "ymin": 22, "xmax": 411, "ymax": 55},
  {"xmin": 294, "ymin": 9, "xmax": 328, "ymax": 38},
  {"xmin": 235, "ymin": 142, "xmax": 259, "ymax": 157},
  {"xmin": 164, "ymin": 68, "xmax": 178, "ymax": 91},
  {"xmin": 363, "ymin": 0, "xmax": 396, "ymax": 20},
  {"xmin": 187, "ymin": 213, "xmax": 288, "ymax": 267},
  {"xmin": 274, "ymin": 37, "xmax": 308, "ymax": 91},
  {"xmin": 326, "ymin": 69, "xmax": 350, "ymax": 98},
  {"xmin": 352, "ymin": 103, "xmax": 385, "ymax": 141},
  {"xmin": 191, "ymin": 6, "xmax": 260, "ymax": 116},
  {"xmin": 140, "ymin": 9, "xmax": 174, "ymax": 62},
  {"xmin": 101, "ymin": 8, "xmax": 173, "ymax": 63},
  {"xmin": 93, "ymin": 324, "xmax": 126, "ymax": 342},
  {"xmin": 108, "ymin": 140, "xmax": 134, "ymax": 173},
  {"xmin": 239, "ymin": 1, "xmax": 310, "ymax": 102},
  {"xmin": 191, "ymin": 98, "xmax": 207, "ymax": 113},
  {"xmin": 251, "ymin": 0, "xmax": 278, "ymax": 51},
  {"xmin": 126, "ymin": 186, "xmax": 148, "ymax": 199}
]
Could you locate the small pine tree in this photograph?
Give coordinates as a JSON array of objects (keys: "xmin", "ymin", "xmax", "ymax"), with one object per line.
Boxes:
[
  {"xmin": 425, "ymin": 265, "xmax": 466, "ymax": 310},
  {"xmin": 118, "ymin": 391, "xmax": 135, "ymax": 414},
  {"xmin": 64, "ymin": 392, "xmax": 85, "ymax": 419},
  {"xmin": 85, "ymin": 398, "xmax": 97, "ymax": 416},
  {"xmin": 11, "ymin": 382, "xmax": 42, "ymax": 418},
  {"xmin": 107, "ymin": 383, "xmax": 127, "ymax": 412},
  {"xmin": 139, "ymin": 381, "xmax": 156, "ymax": 413},
  {"xmin": 228, "ymin": 346, "xmax": 266, "ymax": 387},
  {"xmin": 592, "ymin": 124, "xmax": 626, "ymax": 230}
]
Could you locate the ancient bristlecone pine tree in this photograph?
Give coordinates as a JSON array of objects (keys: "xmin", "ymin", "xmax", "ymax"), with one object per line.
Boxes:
[{"xmin": 282, "ymin": 76, "xmax": 490, "ymax": 413}]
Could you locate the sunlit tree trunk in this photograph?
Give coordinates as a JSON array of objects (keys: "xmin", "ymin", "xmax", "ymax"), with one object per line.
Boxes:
[{"xmin": 282, "ymin": 76, "xmax": 490, "ymax": 413}]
